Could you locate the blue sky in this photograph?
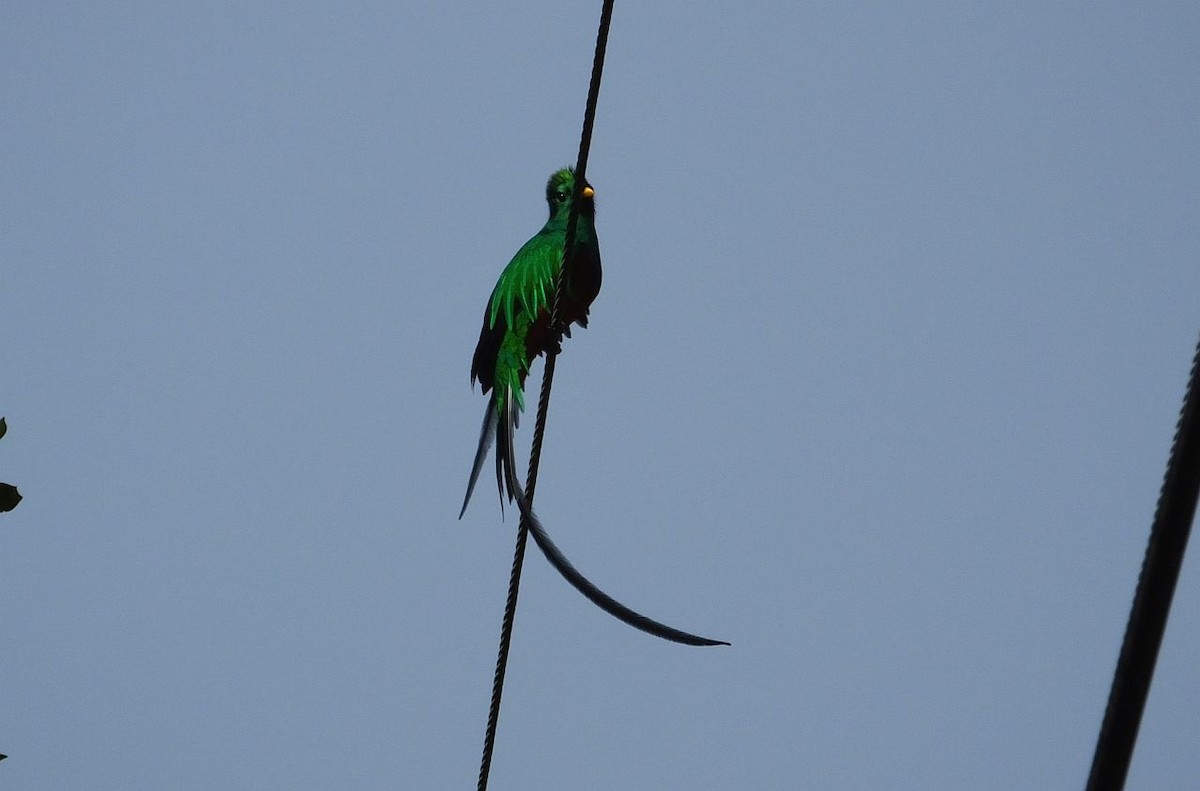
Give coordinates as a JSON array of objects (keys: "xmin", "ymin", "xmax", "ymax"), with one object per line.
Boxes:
[{"xmin": 3, "ymin": 2, "xmax": 1198, "ymax": 788}]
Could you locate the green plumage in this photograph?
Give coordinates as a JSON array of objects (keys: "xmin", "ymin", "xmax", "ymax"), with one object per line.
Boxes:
[
  {"xmin": 461, "ymin": 168, "xmax": 601, "ymax": 516},
  {"xmin": 471, "ymin": 167, "xmax": 601, "ymax": 416}
]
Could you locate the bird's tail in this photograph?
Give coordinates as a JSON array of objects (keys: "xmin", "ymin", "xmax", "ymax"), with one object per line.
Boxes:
[
  {"xmin": 494, "ymin": 387, "xmax": 519, "ymax": 515},
  {"xmin": 459, "ymin": 386, "xmax": 522, "ymax": 520},
  {"xmin": 496, "ymin": 385, "xmax": 729, "ymax": 647},
  {"xmin": 458, "ymin": 398, "xmax": 498, "ymax": 520}
]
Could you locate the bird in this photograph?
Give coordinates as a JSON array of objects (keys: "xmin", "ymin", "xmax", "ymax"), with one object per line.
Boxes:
[
  {"xmin": 460, "ymin": 167, "xmax": 727, "ymax": 647},
  {"xmin": 459, "ymin": 167, "xmax": 602, "ymax": 520}
]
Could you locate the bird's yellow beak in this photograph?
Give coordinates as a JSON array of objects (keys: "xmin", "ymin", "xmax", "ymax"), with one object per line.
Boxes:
[{"xmin": 582, "ymin": 186, "xmax": 595, "ymax": 198}]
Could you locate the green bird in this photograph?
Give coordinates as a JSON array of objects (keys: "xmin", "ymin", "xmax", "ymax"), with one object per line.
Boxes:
[
  {"xmin": 460, "ymin": 168, "xmax": 727, "ymax": 648},
  {"xmin": 460, "ymin": 167, "xmax": 602, "ymax": 518}
]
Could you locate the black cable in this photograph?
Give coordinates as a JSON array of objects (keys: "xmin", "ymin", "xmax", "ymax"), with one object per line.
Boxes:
[
  {"xmin": 476, "ymin": 4, "xmax": 615, "ymax": 789},
  {"xmin": 1087, "ymin": 332, "xmax": 1200, "ymax": 790}
]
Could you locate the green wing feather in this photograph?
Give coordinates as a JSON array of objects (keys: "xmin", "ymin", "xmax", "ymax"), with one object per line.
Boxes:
[
  {"xmin": 486, "ymin": 233, "xmax": 564, "ymax": 414},
  {"xmin": 488, "ymin": 232, "xmax": 561, "ymax": 333}
]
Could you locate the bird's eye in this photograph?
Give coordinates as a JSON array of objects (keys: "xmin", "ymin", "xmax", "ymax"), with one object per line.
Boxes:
[{"xmin": 556, "ymin": 191, "xmax": 568, "ymax": 201}]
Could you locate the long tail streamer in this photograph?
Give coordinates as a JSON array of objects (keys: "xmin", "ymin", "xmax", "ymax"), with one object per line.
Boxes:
[
  {"xmin": 459, "ymin": 404, "xmax": 497, "ymax": 519},
  {"xmin": 500, "ymin": 390, "xmax": 728, "ymax": 646}
]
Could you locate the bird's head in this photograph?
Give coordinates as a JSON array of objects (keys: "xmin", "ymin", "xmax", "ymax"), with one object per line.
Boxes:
[{"xmin": 545, "ymin": 167, "xmax": 595, "ymax": 222}]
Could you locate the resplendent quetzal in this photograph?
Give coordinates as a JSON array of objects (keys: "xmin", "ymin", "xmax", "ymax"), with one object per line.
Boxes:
[
  {"xmin": 460, "ymin": 167, "xmax": 601, "ymax": 518},
  {"xmin": 459, "ymin": 168, "xmax": 727, "ymax": 648}
]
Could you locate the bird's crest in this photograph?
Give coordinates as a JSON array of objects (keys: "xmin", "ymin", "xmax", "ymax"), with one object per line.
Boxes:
[{"xmin": 546, "ymin": 168, "xmax": 577, "ymax": 200}]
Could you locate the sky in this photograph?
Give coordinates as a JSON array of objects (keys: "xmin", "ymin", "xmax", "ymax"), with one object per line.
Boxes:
[{"xmin": 2, "ymin": 2, "xmax": 1198, "ymax": 789}]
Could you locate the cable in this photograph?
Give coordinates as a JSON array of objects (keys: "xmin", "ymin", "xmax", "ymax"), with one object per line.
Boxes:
[
  {"xmin": 477, "ymin": 4, "xmax": 615, "ymax": 789},
  {"xmin": 1086, "ymin": 332, "xmax": 1200, "ymax": 790}
]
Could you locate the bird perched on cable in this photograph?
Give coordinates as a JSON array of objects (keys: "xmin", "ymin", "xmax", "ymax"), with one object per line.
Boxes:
[
  {"xmin": 459, "ymin": 167, "xmax": 601, "ymax": 519},
  {"xmin": 457, "ymin": 168, "xmax": 727, "ymax": 647}
]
